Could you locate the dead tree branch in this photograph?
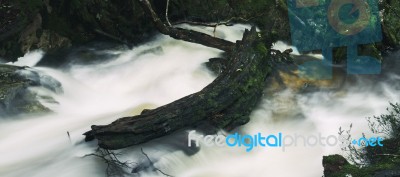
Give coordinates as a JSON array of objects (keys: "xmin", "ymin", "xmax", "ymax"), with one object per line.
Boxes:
[
  {"xmin": 165, "ymin": 0, "xmax": 172, "ymax": 26},
  {"xmin": 83, "ymin": 148, "xmax": 135, "ymax": 177},
  {"xmin": 171, "ymin": 12, "xmax": 267, "ymax": 37},
  {"xmin": 137, "ymin": 0, "xmax": 235, "ymax": 52},
  {"xmin": 172, "ymin": 12, "xmax": 267, "ymax": 28},
  {"xmin": 140, "ymin": 148, "xmax": 174, "ymax": 177}
]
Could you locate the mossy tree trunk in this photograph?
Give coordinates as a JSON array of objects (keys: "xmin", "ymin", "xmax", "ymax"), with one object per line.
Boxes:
[
  {"xmin": 83, "ymin": 0, "xmax": 275, "ymax": 150},
  {"xmin": 84, "ymin": 26, "xmax": 272, "ymax": 150}
]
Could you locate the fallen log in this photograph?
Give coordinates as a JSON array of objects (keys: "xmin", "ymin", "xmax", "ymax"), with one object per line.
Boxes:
[{"xmin": 84, "ymin": 27, "xmax": 273, "ymax": 150}]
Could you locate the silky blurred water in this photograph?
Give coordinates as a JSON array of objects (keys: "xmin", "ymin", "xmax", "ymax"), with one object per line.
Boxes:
[{"xmin": 0, "ymin": 24, "xmax": 399, "ymax": 177}]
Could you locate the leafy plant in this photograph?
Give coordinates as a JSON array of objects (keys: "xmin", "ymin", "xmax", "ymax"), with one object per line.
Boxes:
[{"xmin": 331, "ymin": 103, "xmax": 400, "ymax": 176}]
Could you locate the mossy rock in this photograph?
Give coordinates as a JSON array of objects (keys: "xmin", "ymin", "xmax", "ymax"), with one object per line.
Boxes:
[
  {"xmin": 0, "ymin": 64, "xmax": 62, "ymax": 117},
  {"xmin": 323, "ymin": 152, "xmax": 400, "ymax": 177}
]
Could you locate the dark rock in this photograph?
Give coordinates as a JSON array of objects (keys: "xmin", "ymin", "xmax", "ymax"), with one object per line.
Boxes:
[
  {"xmin": 374, "ymin": 169, "xmax": 400, "ymax": 177},
  {"xmin": 0, "ymin": 64, "xmax": 62, "ymax": 117},
  {"xmin": 204, "ymin": 57, "xmax": 226, "ymax": 75},
  {"xmin": 322, "ymin": 154, "xmax": 350, "ymax": 176},
  {"xmin": 37, "ymin": 41, "xmax": 128, "ymax": 68}
]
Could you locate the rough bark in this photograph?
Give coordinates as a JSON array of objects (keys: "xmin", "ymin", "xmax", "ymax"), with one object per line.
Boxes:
[{"xmin": 84, "ymin": 27, "xmax": 272, "ymax": 150}]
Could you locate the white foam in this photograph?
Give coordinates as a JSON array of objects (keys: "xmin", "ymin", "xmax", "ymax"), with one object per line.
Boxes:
[{"xmin": 8, "ymin": 50, "xmax": 44, "ymax": 67}]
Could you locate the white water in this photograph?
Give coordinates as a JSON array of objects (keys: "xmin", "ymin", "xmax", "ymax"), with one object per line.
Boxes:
[
  {"xmin": 0, "ymin": 24, "xmax": 399, "ymax": 177},
  {"xmin": 7, "ymin": 50, "xmax": 44, "ymax": 67}
]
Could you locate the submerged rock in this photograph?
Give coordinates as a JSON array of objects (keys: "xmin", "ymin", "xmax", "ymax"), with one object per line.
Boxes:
[{"xmin": 0, "ymin": 64, "xmax": 62, "ymax": 117}]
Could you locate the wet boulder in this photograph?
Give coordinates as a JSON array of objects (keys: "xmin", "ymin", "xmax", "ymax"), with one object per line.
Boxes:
[{"xmin": 0, "ymin": 64, "xmax": 62, "ymax": 117}]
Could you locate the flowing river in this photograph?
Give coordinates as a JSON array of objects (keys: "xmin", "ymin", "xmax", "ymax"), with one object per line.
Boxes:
[{"xmin": 0, "ymin": 24, "xmax": 399, "ymax": 177}]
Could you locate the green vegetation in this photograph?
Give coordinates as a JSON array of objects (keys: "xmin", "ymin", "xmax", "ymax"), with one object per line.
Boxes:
[
  {"xmin": 324, "ymin": 103, "xmax": 400, "ymax": 177},
  {"xmin": 381, "ymin": 0, "xmax": 400, "ymax": 47}
]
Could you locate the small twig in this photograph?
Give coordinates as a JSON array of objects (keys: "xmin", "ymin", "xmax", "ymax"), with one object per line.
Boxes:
[
  {"xmin": 141, "ymin": 148, "xmax": 174, "ymax": 177},
  {"xmin": 83, "ymin": 148, "xmax": 135, "ymax": 177},
  {"xmin": 67, "ymin": 131, "xmax": 72, "ymax": 144},
  {"xmin": 165, "ymin": 0, "xmax": 172, "ymax": 26},
  {"xmin": 375, "ymin": 154, "xmax": 400, "ymax": 157}
]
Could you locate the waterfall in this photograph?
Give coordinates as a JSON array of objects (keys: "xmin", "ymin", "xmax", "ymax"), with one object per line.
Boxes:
[{"xmin": 0, "ymin": 24, "xmax": 398, "ymax": 177}]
